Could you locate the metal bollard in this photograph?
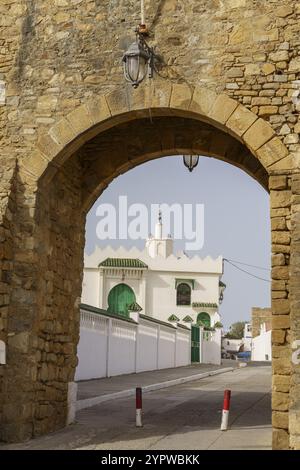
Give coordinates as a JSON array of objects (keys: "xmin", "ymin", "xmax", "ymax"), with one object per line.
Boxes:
[
  {"xmin": 220, "ymin": 389, "xmax": 231, "ymax": 431},
  {"xmin": 136, "ymin": 387, "xmax": 143, "ymax": 427}
]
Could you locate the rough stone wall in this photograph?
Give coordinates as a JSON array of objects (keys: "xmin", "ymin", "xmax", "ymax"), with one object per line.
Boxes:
[
  {"xmin": 289, "ymin": 174, "xmax": 300, "ymax": 449},
  {"xmin": 252, "ymin": 307, "xmax": 272, "ymax": 338},
  {"xmin": 1, "ymin": 0, "xmax": 299, "ymax": 174},
  {"xmin": 270, "ymin": 175, "xmax": 292, "ymax": 449},
  {"xmin": 0, "ymin": 0, "xmax": 299, "ymax": 449},
  {"xmin": 0, "ymin": 163, "xmax": 18, "ymax": 441},
  {"xmin": 0, "ymin": 153, "xmax": 84, "ymax": 441},
  {"xmin": 0, "ymin": 0, "xmax": 27, "ymax": 440},
  {"xmin": 29, "ymin": 154, "xmax": 84, "ymax": 439},
  {"xmin": 1, "ymin": 0, "xmax": 300, "ymax": 152}
]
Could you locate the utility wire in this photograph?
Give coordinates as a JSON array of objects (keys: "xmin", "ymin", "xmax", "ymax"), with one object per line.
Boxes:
[
  {"xmin": 225, "ymin": 258, "xmax": 270, "ymax": 272},
  {"xmin": 224, "ymin": 259, "xmax": 271, "ymax": 283}
]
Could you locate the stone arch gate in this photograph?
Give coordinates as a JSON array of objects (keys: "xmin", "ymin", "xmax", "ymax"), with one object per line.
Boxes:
[
  {"xmin": 0, "ymin": 0, "xmax": 300, "ymax": 451},
  {"xmin": 0, "ymin": 82, "xmax": 299, "ymax": 449}
]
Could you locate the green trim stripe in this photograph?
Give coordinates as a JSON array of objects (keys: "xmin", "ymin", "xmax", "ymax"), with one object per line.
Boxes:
[
  {"xmin": 80, "ymin": 303, "xmax": 137, "ymax": 324},
  {"xmin": 192, "ymin": 302, "xmax": 218, "ymax": 308}
]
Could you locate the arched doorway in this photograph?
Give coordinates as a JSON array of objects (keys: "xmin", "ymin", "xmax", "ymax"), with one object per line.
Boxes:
[
  {"xmin": 107, "ymin": 284, "xmax": 135, "ymax": 318},
  {"xmin": 2, "ymin": 83, "xmax": 294, "ymax": 449}
]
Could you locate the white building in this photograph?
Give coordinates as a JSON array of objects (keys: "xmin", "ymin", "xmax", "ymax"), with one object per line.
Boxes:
[
  {"xmin": 251, "ymin": 322, "xmax": 272, "ymax": 362},
  {"xmin": 222, "ymin": 338, "xmax": 243, "ymax": 358},
  {"xmin": 221, "ymin": 323, "xmax": 252, "ymax": 359},
  {"xmin": 82, "ymin": 214, "xmax": 225, "ymax": 329},
  {"xmin": 243, "ymin": 322, "xmax": 252, "ymax": 352}
]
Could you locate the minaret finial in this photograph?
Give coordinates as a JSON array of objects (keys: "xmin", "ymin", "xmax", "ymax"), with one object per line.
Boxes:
[{"xmin": 158, "ymin": 206, "xmax": 162, "ymax": 224}]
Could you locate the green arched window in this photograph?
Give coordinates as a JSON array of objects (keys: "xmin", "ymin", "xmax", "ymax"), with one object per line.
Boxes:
[
  {"xmin": 197, "ymin": 312, "xmax": 211, "ymax": 328},
  {"xmin": 176, "ymin": 283, "xmax": 191, "ymax": 306},
  {"xmin": 107, "ymin": 283, "xmax": 136, "ymax": 318}
]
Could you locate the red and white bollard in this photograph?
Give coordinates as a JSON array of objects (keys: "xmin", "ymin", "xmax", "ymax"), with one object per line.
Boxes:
[
  {"xmin": 136, "ymin": 387, "xmax": 143, "ymax": 427},
  {"xmin": 220, "ymin": 389, "xmax": 231, "ymax": 431}
]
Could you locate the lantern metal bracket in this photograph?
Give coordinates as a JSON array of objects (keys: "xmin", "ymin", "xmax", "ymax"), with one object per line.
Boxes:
[
  {"xmin": 122, "ymin": 28, "xmax": 162, "ymax": 88},
  {"xmin": 136, "ymin": 30, "xmax": 155, "ymax": 79}
]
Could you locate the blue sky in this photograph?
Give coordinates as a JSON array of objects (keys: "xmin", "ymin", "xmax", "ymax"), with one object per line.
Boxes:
[{"xmin": 85, "ymin": 156, "xmax": 271, "ymax": 329}]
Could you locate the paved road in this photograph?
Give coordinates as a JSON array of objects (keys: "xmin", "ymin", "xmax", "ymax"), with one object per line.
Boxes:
[{"xmin": 1, "ymin": 365, "xmax": 271, "ymax": 450}]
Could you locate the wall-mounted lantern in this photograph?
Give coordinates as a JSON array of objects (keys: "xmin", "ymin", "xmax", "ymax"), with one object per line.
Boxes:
[
  {"xmin": 183, "ymin": 155, "xmax": 200, "ymax": 173},
  {"xmin": 123, "ymin": 35, "xmax": 153, "ymax": 88},
  {"xmin": 122, "ymin": 1, "xmax": 161, "ymax": 88},
  {"xmin": 219, "ymin": 281, "xmax": 226, "ymax": 304}
]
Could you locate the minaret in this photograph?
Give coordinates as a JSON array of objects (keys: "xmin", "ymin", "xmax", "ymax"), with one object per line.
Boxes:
[
  {"xmin": 155, "ymin": 209, "xmax": 163, "ymax": 239},
  {"xmin": 146, "ymin": 209, "xmax": 173, "ymax": 258}
]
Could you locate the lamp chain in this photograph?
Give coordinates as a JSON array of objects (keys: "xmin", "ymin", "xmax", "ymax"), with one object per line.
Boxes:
[{"xmin": 141, "ymin": 0, "xmax": 145, "ymax": 26}]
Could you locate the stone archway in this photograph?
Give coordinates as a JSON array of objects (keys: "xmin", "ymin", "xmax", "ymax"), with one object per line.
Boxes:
[
  {"xmin": 24, "ymin": 83, "xmax": 286, "ymax": 188},
  {"xmin": 0, "ymin": 82, "xmax": 297, "ymax": 450}
]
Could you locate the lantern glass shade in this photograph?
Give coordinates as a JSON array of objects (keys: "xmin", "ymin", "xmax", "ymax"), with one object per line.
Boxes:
[
  {"xmin": 123, "ymin": 40, "xmax": 150, "ymax": 88},
  {"xmin": 183, "ymin": 155, "xmax": 199, "ymax": 172}
]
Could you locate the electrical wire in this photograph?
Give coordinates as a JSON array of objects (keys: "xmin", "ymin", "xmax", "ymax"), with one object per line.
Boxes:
[
  {"xmin": 225, "ymin": 258, "xmax": 270, "ymax": 272},
  {"xmin": 224, "ymin": 259, "xmax": 271, "ymax": 283}
]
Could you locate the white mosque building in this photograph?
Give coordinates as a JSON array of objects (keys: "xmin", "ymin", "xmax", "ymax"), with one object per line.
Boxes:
[{"xmin": 82, "ymin": 213, "xmax": 226, "ymax": 329}]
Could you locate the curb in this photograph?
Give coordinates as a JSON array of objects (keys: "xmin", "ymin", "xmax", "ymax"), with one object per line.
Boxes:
[{"xmin": 76, "ymin": 367, "xmax": 235, "ymax": 412}]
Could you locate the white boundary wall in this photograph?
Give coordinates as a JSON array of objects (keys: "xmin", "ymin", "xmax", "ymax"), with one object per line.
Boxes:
[
  {"xmin": 75, "ymin": 306, "xmax": 191, "ymax": 381},
  {"xmin": 201, "ymin": 328, "xmax": 222, "ymax": 365},
  {"xmin": 251, "ymin": 324, "xmax": 272, "ymax": 362}
]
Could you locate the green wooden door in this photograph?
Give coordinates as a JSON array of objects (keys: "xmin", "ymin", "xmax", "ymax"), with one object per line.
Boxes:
[
  {"xmin": 107, "ymin": 283, "xmax": 136, "ymax": 317},
  {"xmin": 191, "ymin": 325, "xmax": 200, "ymax": 362}
]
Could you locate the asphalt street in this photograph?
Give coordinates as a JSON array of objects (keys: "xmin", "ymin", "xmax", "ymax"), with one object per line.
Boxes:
[{"xmin": 0, "ymin": 364, "xmax": 272, "ymax": 450}]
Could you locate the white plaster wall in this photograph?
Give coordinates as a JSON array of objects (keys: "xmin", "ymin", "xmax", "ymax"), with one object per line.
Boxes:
[
  {"xmin": 202, "ymin": 329, "xmax": 221, "ymax": 365},
  {"xmin": 82, "ymin": 269, "xmax": 99, "ymax": 307},
  {"xmin": 158, "ymin": 326, "xmax": 176, "ymax": 369},
  {"xmin": 211, "ymin": 312, "xmax": 221, "ymax": 325},
  {"xmin": 75, "ymin": 317, "xmax": 108, "ymax": 381},
  {"xmin": 109, "ymin": 320, "xmax": 136, "ymax": 376},
  {"xmin": 75, "ymin": 308, "xmax": 191, "ymax": 381},
  {"xmin": 252, "ymin": 329, "xmax": 272, "ymax": 361},
  {"xmin": 176, "ymin": 330, "xmax": 191, "ymax": 367},
  {"xmin": 146, "ymin": 270, "xmax": 220, "ymax": 323},
  {"xmin": 137, "ymin": 319, "xmax": 159, "ymax": 372}
]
